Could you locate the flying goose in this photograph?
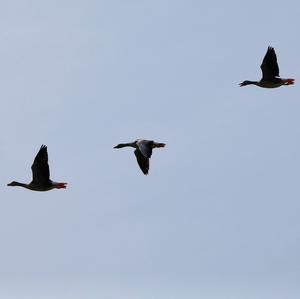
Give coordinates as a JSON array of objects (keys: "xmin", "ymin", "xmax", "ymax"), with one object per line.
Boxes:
[
  {"xmin": 114, "ymin": 139, "xmax": 165, "ymax": 175},
  {"xmin": 7, "ymin": 145, "xmax": 67, "ymax": 191},
  {"xmin": 239, "ymin": 47, "xmax": 294, "ymax": 88}
]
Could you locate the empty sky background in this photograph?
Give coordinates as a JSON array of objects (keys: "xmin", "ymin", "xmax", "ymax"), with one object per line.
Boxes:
[{"xmin": 0, "ymin": 0, "xmax": 300, "ymax": 298}]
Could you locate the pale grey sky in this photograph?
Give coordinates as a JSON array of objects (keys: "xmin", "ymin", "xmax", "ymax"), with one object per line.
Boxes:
[{"xmin": 1, "ymin": 0, "xmax": 300, "ymax": 298}]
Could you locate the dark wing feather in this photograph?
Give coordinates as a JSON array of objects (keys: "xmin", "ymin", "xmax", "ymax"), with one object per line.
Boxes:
[
  {"xmin": 134, "ymin": 149, "xmax": 150, "ymax": 175},
  {"xmin": 260, "ymin": 47, "xmax": 280, "ymax": 80},
  {"xmin": 137, "ymin": 140, "xmax": 153, "ymax": 158},
  {"xmin": 31, "ymin": 145, "xmax": 50, "ymax": 184}
]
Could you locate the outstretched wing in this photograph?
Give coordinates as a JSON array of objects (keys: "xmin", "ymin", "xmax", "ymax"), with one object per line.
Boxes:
[
  {"xmin": 134, "ymin": 149, "xmax": 150, "ymax": 175},
  {"xmin": 137, "ymin": 140, "xmax": 153, "ymax": 158},
  {"xmin": 31, "ymin": 145, "xmax": 50, "ymax": 184},
  {"xmin": 261, "ymin": 46, "xmax": 280, "ymax": 80}
]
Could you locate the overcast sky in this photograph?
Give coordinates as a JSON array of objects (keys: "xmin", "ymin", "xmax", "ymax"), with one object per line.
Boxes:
[{"xmin": 0, "ymin": 0, "xmax": 300, "ymax": 298}]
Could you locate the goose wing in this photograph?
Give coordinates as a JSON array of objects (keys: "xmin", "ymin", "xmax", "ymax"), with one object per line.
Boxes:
[
  {"xmin": 261, "ymin": 47, "xmax": 279, "ymax": 80},
  {"xmin": 137, "ymin": 140, "xmax": 153, "ymax": 158},
  {"xmin": 134, "ymin": 149, "xmax": 150, "ymax": 175},
  {"xmin": 31, "ymin": 145, "xmax": 50, "ymax": 184}
]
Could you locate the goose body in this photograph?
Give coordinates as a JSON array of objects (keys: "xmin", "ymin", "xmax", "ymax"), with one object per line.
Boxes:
[
  {"xmin": 239, "ymin": 47, "xmax": 294, "ymax": 88},
  {"xmin": 7, "ymin": 145, "xmax": 67, "ymax": 191},
  {"xmin": 114, "ymin": 139, "xmax": 165, "ymax": 175}
]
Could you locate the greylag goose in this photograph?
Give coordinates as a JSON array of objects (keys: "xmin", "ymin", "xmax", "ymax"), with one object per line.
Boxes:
[
  {"xmin": 7, "ymin": 145, "xmax": 67, "ymax": 191},
  {"xmin": 114, "ymin": 139, "xmax": 165, "ymax": 175},
  {"xmin": 239, "ymin": 47, "xmax": 294, "ymax": 88}
]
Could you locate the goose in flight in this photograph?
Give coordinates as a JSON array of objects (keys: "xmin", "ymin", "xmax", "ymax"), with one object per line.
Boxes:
[
  {"xmin": 239, "ymin": 47, "xmax": 294, "ymax": 88},
  {"xmin": 114, "ymin": 139, "xmax": 166, "ymax": 175},
  {"xmin": 7, "ymin": 145, "xmax": 67, "ymax": 191}
]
